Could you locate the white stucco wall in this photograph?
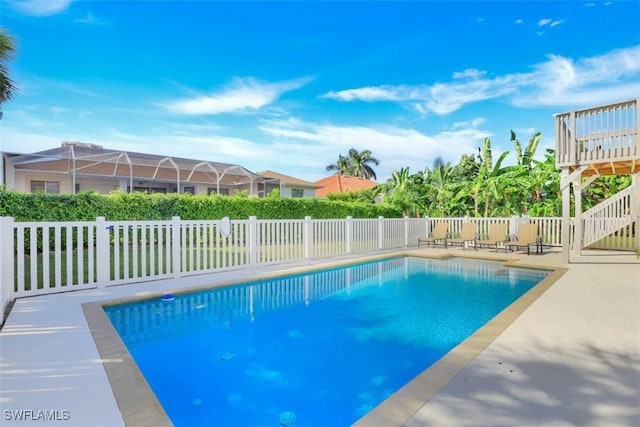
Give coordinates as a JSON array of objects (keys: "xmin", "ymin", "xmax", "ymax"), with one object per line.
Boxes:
[{"xmin": 280, "ymin": 185, "xmax": 316, "ymax": 198}]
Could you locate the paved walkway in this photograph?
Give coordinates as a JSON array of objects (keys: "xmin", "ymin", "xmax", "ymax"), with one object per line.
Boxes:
[
  {"xmin": 0, "ymin": 249, "xmax": 638, "ymax": 426},
  {"xmin": 403, "ymin": 250, "xmax": 640, "ymax": 427}
]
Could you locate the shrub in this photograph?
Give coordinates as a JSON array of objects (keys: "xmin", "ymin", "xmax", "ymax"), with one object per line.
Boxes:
[{"xmin": 0, "ymin": 188, "xmax": 402, "ymax": 222}]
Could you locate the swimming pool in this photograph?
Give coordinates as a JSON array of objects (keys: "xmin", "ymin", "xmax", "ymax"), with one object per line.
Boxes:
[{"xmin": 104, "ymin": 256, "xmax": 548, "ymax": 426}]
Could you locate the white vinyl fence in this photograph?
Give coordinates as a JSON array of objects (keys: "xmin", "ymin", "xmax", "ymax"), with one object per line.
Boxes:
[{"xmin": 0, "ymin": 215, "xmax": 568, "ymax": 322}]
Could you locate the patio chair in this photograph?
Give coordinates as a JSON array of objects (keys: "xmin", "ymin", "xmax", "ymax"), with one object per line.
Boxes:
[
  {"xmin": 447, "ymin": 222, "xmax": 478, "ymax": 251},
  {"xmin": 507, "ymin": 223, "xmax": 541, "ymax": 255},
  {"xmin": 418, "ymin": 222, "xmax": 449, "ymax": 248},
  {"xmin": 477, "ymin": 223, "xmax": 508, "ymax": 252}
]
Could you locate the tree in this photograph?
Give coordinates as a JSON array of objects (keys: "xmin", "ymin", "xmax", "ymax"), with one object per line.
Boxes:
[
  {"xmin": 346, "ymin": 148, "xmax": 380, "ymax": 180},
  {"xmin": 375, "ymin": 167, "xmax": 416, "ymax": 216},
  {"xmin": 430, "ymin": 157, "xmax": 456, "ymax": 216},
  {"xmin": 326, "ymin": 154, "xmax": 351, "ymax": 175},
  {"xmin": 326, "ymin": 148, "xmax": 380, "ymax": 180},
  {"xmin": 511, "ymin": 130, "xmax": 541, "ymax": 169},
  {"xmin": 0, "ymin": 28, "xmax": 18, "ymax": 119}
]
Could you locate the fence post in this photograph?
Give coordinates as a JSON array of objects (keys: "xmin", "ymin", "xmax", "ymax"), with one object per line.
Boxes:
[
  {"xmin": 404, "ymin": 216, "xmax": 409, "ymax": 247},
  {"xmin": 633, "ymin": 174, "xmax": 640, "ymax": 253},
  {"xmin": 0, "ymin": 217, "xmax": 15, "ymax": 323},
  {"xmin": 345, "ymin": 216, "xmax": 353, "ymax": 254},
  {"xmin": 424, "ymin": 216, "xmax": 431, "ymax": 238},
  {"xmin": 510, "ymin": 215, "xmax": 519, "ymax": 240},
  {"xmin": 249, "ymin": 216, "xmax": 258, "ymax": 266},
  {"xmin": 95, "ymin": 216, "xmax": 110, "ymax": 287},
  {"xmin": 304, "ymin": 216, "xmax": 313, "ymax": 259},
  {"xmin": 378, "ymin": 216, "xmax": 384, "ymax": 250},
  {"xmin": 172, "ymin": 216, "xmax": 181, "ymax": 278}
]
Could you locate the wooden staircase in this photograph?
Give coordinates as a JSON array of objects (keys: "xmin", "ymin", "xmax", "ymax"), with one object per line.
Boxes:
[
  {"xmin": 581, "ymin": 184, "xmax": 635, "ymax": 249},
  {"xmin": 555, "ymin": 98, "xmax": 640, "ymax": 260}
]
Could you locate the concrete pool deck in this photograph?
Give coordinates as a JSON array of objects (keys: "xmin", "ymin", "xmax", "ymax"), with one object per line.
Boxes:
[{"xmin": 0, "ymin": 248, "xmax": 638, "ymax": 426}]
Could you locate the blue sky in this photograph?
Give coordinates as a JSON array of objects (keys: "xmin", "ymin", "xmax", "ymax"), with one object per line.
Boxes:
[{"xmin": 1, "ymin": 1, "xmax": 639, "ymax": 183}]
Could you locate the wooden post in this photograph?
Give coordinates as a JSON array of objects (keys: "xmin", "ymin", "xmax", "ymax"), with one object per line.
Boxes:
[
  {"xmin": 171, "ymin": 216, "xmax": 181, "ymax": 278},
  {"xmin": 249, "ymin": 216, "xmax": 258, "ymax": 266},
  {"xmin": 404, "ymin": 216, "xmax": 409, "ymax": 247},
  {"xmin": 95, "ymin": 217, "xmax": 110, "ymax": 286},
  {"xmin": 574, "ymin": 178, "xmax": 583, "ymax": 256},
  {"xmin": 0, "ymin": 217, "xmax": 15, "ymax": 323},
  {"xmin": 303, "ymin": 216, "xmax": 313, "ymax": 259},
  {"xmin": 634, "ymin": 174, "xmax": 640, "ymax": 253},
  {"xmin": 561, "ymin": 169, "xmax": 571, "ymax": 262},
  {"xmin": 345, "ymin": 216, "xmax": 353, "ymax": 254}
]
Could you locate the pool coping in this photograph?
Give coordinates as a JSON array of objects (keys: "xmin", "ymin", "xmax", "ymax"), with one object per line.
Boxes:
[{"xmin": 82, "ymin": 252, "xmax": 567, "ymax": 426}]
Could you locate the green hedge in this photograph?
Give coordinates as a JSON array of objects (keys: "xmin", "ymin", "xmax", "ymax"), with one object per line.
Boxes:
[{"xmin": 0, "ymin": 189, "xmax": 402, "ymax": 222}]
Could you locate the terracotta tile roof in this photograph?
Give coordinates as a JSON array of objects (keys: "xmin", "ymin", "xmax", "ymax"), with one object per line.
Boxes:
[
  {"xmin": 314, "ymin": 174, "xmax": 378, "ymax": 197},
  {"xmin": 258, "ymin": 170, "xmax": 321, "ymax": 188}
]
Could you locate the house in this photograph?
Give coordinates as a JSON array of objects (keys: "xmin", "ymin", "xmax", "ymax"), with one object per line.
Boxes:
[
  {"xmin": 314, "ymin": 174, "xmax": 377, "ymax": 197},
  {"xmin": 1, "ymin": 142, "xmax": 280, "ymax": 197},
  {"xmin": 257, "ymin": 170, "xmax": 321, "ymax": 197}
]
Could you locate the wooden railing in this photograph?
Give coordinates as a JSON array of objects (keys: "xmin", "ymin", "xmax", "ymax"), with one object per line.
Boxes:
[
  {"xmin": 555, "ymin": 98, "xmax": 639, "ymax": 168},
  {"xmin": 581, "ymin": 184, "xmax": 635, "ymax": 248}
]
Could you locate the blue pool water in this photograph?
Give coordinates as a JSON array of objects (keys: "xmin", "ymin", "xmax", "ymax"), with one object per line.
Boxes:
[{"xmin": 105, "ymin": 256, "xmax": 548, "ymax": 426}]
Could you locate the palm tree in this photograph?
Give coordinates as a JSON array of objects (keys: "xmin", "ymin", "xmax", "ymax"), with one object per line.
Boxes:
[
  {"xmin": 326, "ymin": 148, "xmax": 380, "ymax": 180},
  {"xmin": 431, "ymin": 157, "xmax": 455, "ymax": 216},
  {"xmin": 346, "ymin": 148, "xmax": 380, "ymax": 180},
  {"xmin": 326, "ymin": 154, "xmax": 351, "ymax": 175},
  {"xmin": 376, "ymin": 167, "xmax": 414, "ymax": 215},
  {"xmin": 0, "ymin": 28, "xmax": 18, "ymax": 119}
]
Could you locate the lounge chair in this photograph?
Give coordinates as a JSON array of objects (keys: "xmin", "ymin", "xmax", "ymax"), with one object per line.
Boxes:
[
  {"xmin": 418, "ymin": 222, "xmax": 449, "ymax": 248},
  {"xmin": 477, "ymin": 223, "xmax": 508, "ymax": 251},
  {"xmin": 447, "ymin": 223, "xmax": 477, "ymax": 250},
  {"xmin": 507, "ymin": 223, "xmax": 540, "ymax": 255}
]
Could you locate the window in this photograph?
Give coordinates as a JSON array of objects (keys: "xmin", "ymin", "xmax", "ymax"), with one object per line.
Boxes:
[
  {"xmin": 208, "ymin": 188, "xmax": 229, "ymax": 196},
  {"xmin": 30, "ymin": 180, "xmax": 60, "ymax": 194},
  {"xmin": 291, "ymin": 188, "xmax": 304, "ymax": 198},
  {"xmin": 132, "ymin": 186, "xmax": 167, "ymax": 194},
  {"xmin": 183, "ymin": 186, "xmax": 195, "ymax": 194}
]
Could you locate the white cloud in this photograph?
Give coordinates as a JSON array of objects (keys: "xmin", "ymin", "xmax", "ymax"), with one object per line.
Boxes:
[
  {"xmin": 2, "ymin": 103, "xmax": 491, "ymax": 182},
  {"xmin": 452, "ymin": 117, "xmax": 486, "ymax": 130},
  {"xmin": 538, "ymin": 17, "xmax": 566, "ymax": 29},
  {"xmin": 74, "ymin": 12, "xmax": 106, "ymax": 25},
  {"xmin": 452, "ymin": 68, "xmax": 486, "ymax": 80},
  {"xmin": 513, "ymin": 46, "xmax": 640, "ymax": 106},
  {"xmin": 50, "ymin": 106, "xmax": 70, "ymax": 115},
  {"xmin": 322, "ymin": 86, "xmax": 404, "ymax": 102},
  {"xmin": 6, "ymin": 0, "xmax": 72, "ymax": 17},
  {"xmin": 163, "ymin": 77, "xmax": 312, "ymax": 115},
  {"xmin": 323, "ymin": 45, "xmax": 640, "ymax": 114},
  {"xmin": 258, "ymin": 118, "xmax": 488, "ymax": 181}
]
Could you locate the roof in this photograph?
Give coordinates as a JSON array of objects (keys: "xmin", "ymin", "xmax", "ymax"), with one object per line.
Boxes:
[
  {"xmin": 314, "ymin": 174, "xmax": 378, "ymax": 197},
  {"xmin": 8, "ymin": 142, "xmax": 269, "ymax": 186},
  {"xmin": 258, "ymin": 170, "xmax": 321, "ymax": 188}
]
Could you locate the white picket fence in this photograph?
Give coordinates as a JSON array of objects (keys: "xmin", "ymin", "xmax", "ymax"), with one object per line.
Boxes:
[{"xmin": 0, "ymin": 215, "xmax": 567, "ymax": 321}]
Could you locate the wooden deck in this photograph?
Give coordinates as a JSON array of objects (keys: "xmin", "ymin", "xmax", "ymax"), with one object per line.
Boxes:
[{"xmin": 555, "ymin": 98, "xmax": 639, "ymax": 176}]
